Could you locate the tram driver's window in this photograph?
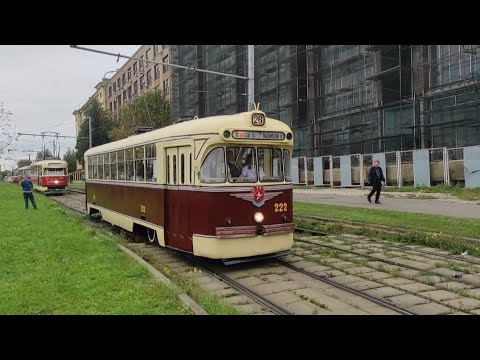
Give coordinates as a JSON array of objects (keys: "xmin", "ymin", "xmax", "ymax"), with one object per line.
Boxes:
[
  {"xmin": 200, "ymin": 147, "xmax": 225, "ymax": 183},
  {"xmin": 226, "ymin": 147, "xmax": 256, "ymax": 183},
  {"xmin": 125, "ymin": 148, "xmax": 134, "ymax": 181},
  {"xmin": 258, "ymin": 148, "xmax": 284, "ymax": 182}
]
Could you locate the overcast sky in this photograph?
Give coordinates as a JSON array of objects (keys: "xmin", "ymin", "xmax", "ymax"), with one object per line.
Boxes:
[{"xmin": 0, "ymin": 45, "xmax": 139, "ymax": 170}]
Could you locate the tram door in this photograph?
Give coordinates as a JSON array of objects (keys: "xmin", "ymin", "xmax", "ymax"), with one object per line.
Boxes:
[{"xmin": 165, "ymin": 146, "xmax": 192, "ymax": 252}]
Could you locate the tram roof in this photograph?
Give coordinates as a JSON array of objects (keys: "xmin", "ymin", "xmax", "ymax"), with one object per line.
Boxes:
[
  {"xmin": 85, "ymin": 111, "xmax": 293, "ymax": 157},
  {"xmin": 31, "ymin": 159, "xmax": 68, "ymax": 167}
]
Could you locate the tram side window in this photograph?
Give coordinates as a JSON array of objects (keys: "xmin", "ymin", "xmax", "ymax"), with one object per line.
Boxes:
[
  {"xmin": 92, "ymin": 156, "xmax": 98, "ymax": 179},
  {"xmin": 173, "ymin": 155, "xmax": 177, "ymax": 184},
  {"xmin": 110, "ymin": 152, "xmax": 117, "ymax": 180},
  {"xmin": 88, "ymin": 156, "xmax": 93, "ymax": 179},
  {"xmin": 181, "ymin": 154, "xmax": 185, "ymax": 184},
  {"xmin": 104, "ymin": 153, "xmax": 110, "ymax": 180},
  {"xmin": 190, "ymin": 153, "xmax": 192, "ymax": 184},
  {"xmin": 283, "ymin": 150, "xmax": 292, "ymax": 182},
  {"xmin": 145, "ymin": 144, "xmax": 156, "ymax": 182},
  {"xmin": 125, "ymin": 148, "xmax": 134, "ymax": 181},
  {"xmin": 258, "ymin": 148, "xmax": 284, "ymax": 182},
  {"xmin": 117, "ymin": 150, "xmax": 125, "ymax": 180},
  {"xmin": 166, "ymin": 155, "xmax": 170, "ymax": 184},
  {"xmin": 200, "ymin": 147, "xmax": 225, "ymax": 183},
  {"xmin": 135, "ymin": 146, "xmax": 145, "ymax": 181},
  {"xmin": 98, "ymin": 154, "xmax": 104, "ymax": 180}
]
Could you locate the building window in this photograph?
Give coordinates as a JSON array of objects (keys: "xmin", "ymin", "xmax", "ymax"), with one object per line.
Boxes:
[
  {"xmin": 162, "ymin": 45, "xmax": 166, "ymax": 50},
  {"xmin": 140, "ymin": 56, "xmax": 144, "ymax": 70},
  {"xmin": 147, "ymin": 69, "xmax": 152, "ymax": 87},
  {"xmin": 162, "ymin": 55, "xmax": 169, "ymax": 73},
  {"xmin": 122, "ymin": 73, "xmax": 126, "ymax": 84},
  {"xmin": 133, "ymin": 62, "xmax": 138, "ymax": 73},
  {"xmin": 163, "ymin": 78, "xmax": 170, "ymax": 95},
  {"xmin": 127, "ymin": 67, "xmax": 132, "ymax": 81},
  {"xmin": 128, "ymin": 86, "xmax": 132, "ymax": 98},
  {"xmin": 113, "ymin": 83, "xmax": 117, "ymax": 94},
  {"xmin": 117, "ymin": 94, "xmax": 122, "ymax": 106},
  {"xmin": 154, "ymin": 64, "xmax": 160, "ymax": 80},
  {"xmin": 109, "ymin": 86, "xmax": 112, "ymax": 97},
  {"xmin": 155, "ymin": 85, "xmax": 160, "ymax": 91},
  {"xmin": 140, "ymin": 76, "xmax": 144, "ymax": 90},
  {"xmin": 146, "ymin": 48, "xmax": 151, "ymax": 61},
  {"xmin": 123, "ymin": 90, "xmax": 127, "ymax": 103},
  {"xmin": 117, "ymin": 78, "xmax": 121, "ymax": 88},
  {"xmin": 113, "ymin": 100, "xmax": 117, "ymax": 110},
  {"xmin": 110, "ymin": 103, "xmax": 113, "ymax": 112},
  {"xmin": 155, "ymin": 45, "xmax": 161, "ymax": 54},
  {"xmin": 134, "ymin": 81, "xmax": 138, "ymax": 95}
]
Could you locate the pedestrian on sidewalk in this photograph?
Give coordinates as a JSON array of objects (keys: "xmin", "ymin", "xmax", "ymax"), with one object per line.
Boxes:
[
  {"xmin": 20, "ymin": 175, "xmax": 37, "ymax": 209},
  {"xmin": 367, "ymin": 160, "xmax": 385, "ymax": 204}
]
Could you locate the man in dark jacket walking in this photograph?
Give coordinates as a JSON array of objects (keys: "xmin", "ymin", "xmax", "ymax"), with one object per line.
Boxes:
[
  {"xmin": 20, "ymin": 175, "xmax": 37, "ymax": 209},
  {"xmin": 367, "ymin": 160, "xmax": 385, "ymax": 204}
]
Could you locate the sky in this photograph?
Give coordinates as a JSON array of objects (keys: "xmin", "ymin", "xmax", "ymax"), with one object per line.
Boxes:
[{"xmin": 0, "ymin": 45, "xmax": 140, "ymax": 171}]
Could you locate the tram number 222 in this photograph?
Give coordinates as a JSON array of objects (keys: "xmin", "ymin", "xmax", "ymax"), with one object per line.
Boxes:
[{"xmin": 274, "ymin": 203, "xmax": 288, "ymax": 212}]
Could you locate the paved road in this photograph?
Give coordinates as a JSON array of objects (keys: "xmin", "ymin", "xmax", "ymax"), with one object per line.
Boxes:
[{"xmin": 293, "ymin": 189, "xmax": 480, "ymax": 219}]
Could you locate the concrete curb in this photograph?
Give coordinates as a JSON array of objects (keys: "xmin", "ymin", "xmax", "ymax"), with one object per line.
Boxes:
[{"xmin": 117, "ymin": 243, "xmax": 208, "ymax": 315}]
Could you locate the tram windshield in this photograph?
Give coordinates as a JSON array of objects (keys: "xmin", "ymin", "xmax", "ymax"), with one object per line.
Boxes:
[
  {"xmin": 44, "ymin": 168, "xmax": 66, "ymax": 175},
  {"xmin": 201, "ymin": 146, "xmax": 291, "ymax": 184}
]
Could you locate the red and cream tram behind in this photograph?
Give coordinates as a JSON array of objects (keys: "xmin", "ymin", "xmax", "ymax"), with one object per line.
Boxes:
[
  {"xmin": 30, "ymin": 159, "xmax": 69, "ymax": 195},
  {"xmin": 84, "ymin": 110, "xmax": 294, "ymax": 261}
]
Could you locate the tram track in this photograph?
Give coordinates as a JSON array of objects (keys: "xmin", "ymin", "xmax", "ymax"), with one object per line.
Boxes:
[
  {"xmin": 49, "ymin": 193, "xmax": 472, "ymax": 315},
  {"xmin": 294, "ymin": 225, "xmax": 480, "ymax": 267}
]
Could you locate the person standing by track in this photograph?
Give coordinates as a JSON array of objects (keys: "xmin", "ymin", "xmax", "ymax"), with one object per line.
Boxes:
[
  {"xmin": 367, "ymin": 160, "xmax": 385, "ymax": 204},
  {"xmin": 20, "ymin": 175, "xmax": 37, "ymax": 209}
]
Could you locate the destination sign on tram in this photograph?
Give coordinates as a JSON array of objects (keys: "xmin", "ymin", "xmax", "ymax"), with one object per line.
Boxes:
[{"xmin": 232, "ymin": 131, "xmax": 285, "ymax": 140}]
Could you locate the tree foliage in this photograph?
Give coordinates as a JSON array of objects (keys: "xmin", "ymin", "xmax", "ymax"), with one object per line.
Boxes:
[
  {"xmin": 62, "ymin": 148, "xmax": 78, "ymax": 173},
  {"xmin": 109, "ymin": 90, "xmax": 170, "ymax": 141},
  {"xmin": 17, "ymin": 159, "xmax": 31, "ymax": 168},
  {"xmin": 75, "ymin": 98, "xmax": 113, "ymax": 167},
  {"xmin": 36, "ymin": 148, "xmax": 53, "ymax": 160}
]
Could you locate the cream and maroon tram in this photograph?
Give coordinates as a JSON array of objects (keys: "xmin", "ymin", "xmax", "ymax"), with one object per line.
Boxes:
[
  {"xmin": 30, "ymin": 159, "xmax": 69, "ymax": 195},
  {"xmin": 84, "ymin": 110, "xmax": 294, "ymax": 261}
]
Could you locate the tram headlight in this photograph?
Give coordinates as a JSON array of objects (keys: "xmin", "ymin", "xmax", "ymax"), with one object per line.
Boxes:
[{"xmin": 254, "ymin": 212, "xmax": 264, "ymax": 224}]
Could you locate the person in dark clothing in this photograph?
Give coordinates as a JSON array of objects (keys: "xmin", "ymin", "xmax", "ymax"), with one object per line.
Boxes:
[
  {"xmin": 226, "ymin": 150, "xmax": 242, "ymax": 178},
  {"xmin": 367, "ymin": 160, "xmax": 385, "ymax": 204},
  {"xmin": 20, "ymin": 176, "xmax": 37, "ymax": 209}
]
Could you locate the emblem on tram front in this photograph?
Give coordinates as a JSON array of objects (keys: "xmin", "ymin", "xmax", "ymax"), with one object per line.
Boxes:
[
  {"xmin": 252, "ymin": 186, "xmax": 265, "ymax": 207},
  {"xmin": 229, "ymin": 186, "xmax": 283, "ymax": 207}
]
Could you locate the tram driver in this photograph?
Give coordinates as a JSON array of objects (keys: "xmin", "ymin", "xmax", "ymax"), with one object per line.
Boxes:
[{"xmin": 240, "ymin": 154, "xmax": 257, "ymax": 182}]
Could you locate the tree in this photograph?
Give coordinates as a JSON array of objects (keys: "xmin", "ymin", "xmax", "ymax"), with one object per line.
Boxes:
[
  {"xmin": 36, "ymin": 148, "xmax": 52, "ymax": 160},
  {"xmin": 109, "ymin": 90, "xmax": 170, "ymax": 141},
  {"xmin": 75, "ymin": 98, "xmax": 113, "ymax": 167},
  {"xmin": 17, "ymin": 159, "xmax": 31, "ymax": 168},
  {"xmin": 63, "ymin": 148, "xmax": 78, "ymax": 173}
]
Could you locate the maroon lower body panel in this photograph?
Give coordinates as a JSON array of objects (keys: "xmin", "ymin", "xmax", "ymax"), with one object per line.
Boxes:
[{"xmin": 86, "ymin": 181, "xmax": 293, "ymax": 254}]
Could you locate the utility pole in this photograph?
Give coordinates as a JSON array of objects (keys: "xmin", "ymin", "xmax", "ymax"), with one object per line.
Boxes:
[
  {"xmin": 247, "ymin": 45, "xmax": 255, "ymax": 111},
  {"xmin": 88, "ymin": 116, "xmax": 92, "ymax": 149}
]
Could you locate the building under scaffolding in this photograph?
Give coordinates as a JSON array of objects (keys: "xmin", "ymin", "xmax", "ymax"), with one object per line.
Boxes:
[{"xmin": 169, "ymin": 45, "xmax": 480, "ymax": 157}]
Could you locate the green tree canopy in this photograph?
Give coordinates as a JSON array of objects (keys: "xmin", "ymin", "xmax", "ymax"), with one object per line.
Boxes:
[
  {"xmin": 36, "ymin": 148, "xmax": 53, "ymax": 160},
  {"xmin": 109, "ymin": 90, "xmax": 170, "ymax": 141},
  {"xmin": 62, "ymin": 148, "xmax": 78, "ymax": 173},
  {"xmin": 17, "ymin": 159, "xmax": 31, "ymax": 168},
  {"xmin": 75, "ymin": 98, "xmax": 113, "ymax": 166}
]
